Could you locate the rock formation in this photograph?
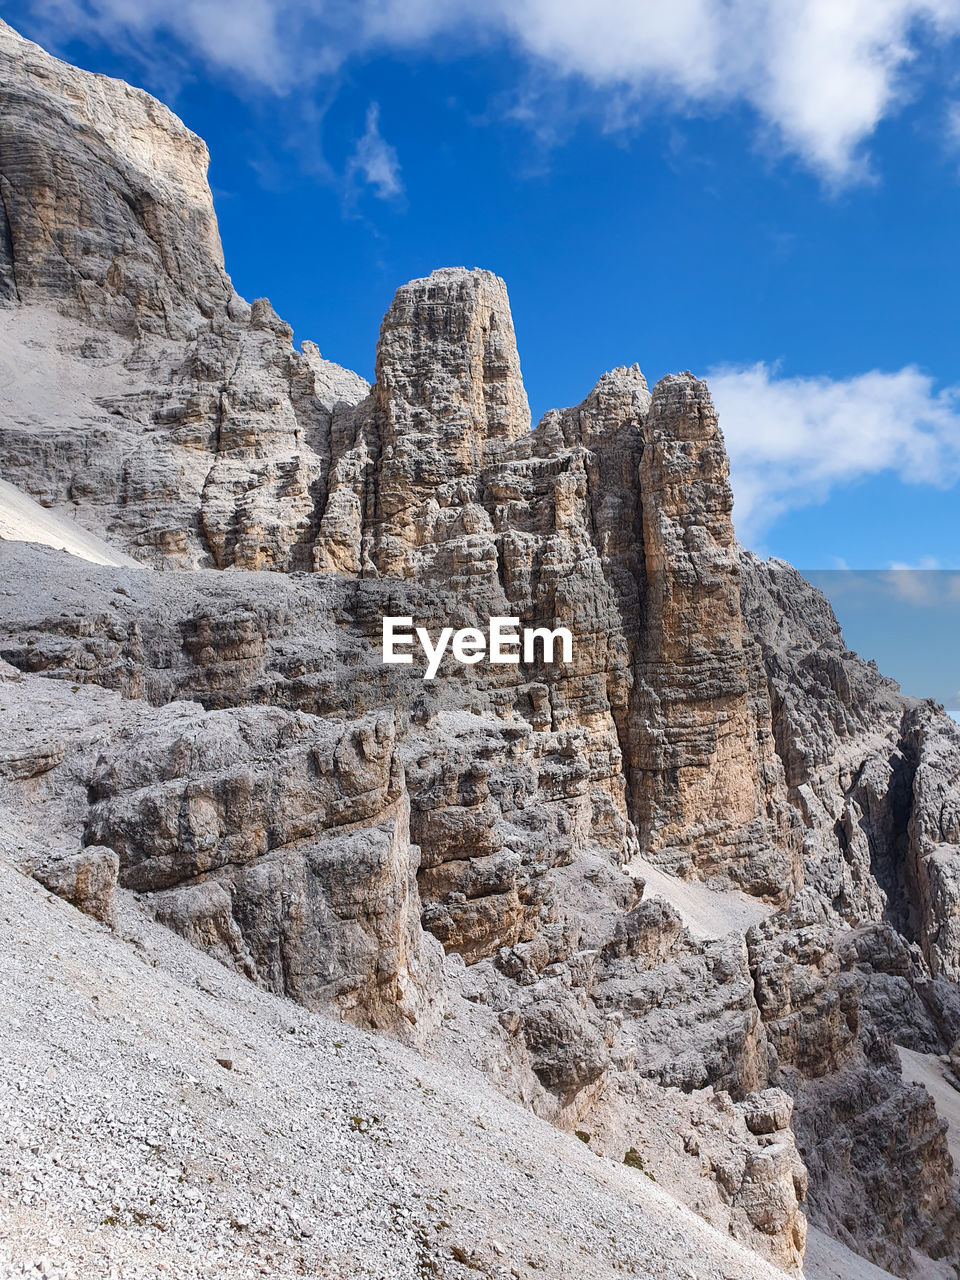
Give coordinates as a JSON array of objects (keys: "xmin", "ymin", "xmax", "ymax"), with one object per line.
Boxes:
[{"xmin": 2, "ymin": 16, "xmax": 960, "ymax": 1279}]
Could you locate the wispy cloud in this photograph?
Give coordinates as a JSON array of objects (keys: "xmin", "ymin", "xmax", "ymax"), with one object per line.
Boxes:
[
  {"xmin": 345, "ymin": 103, "xmax": 403, "ymax": 202},
  {"xmin": 945, "ymin": 99, "xmax": 960, "ymax": 153},
  {"xmin": 884, "ymin": 561, "xmax": 945, "ymax": 603},
  {"xmin": 707, "ymin": 362, "xmax": 960, "ymax": 542},
  {"xmin": 19, "ymin": 0, "xmax": 960, "ymax": 182}
]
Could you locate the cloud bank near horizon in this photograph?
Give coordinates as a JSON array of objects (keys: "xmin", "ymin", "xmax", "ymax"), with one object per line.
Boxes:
[{"xmin": 18, "ymin": 0, "xmax": 960, "ymax": 180}]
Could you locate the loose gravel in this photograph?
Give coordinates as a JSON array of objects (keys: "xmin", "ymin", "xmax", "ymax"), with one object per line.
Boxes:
[{"xmin": 0, "ymin": 862, "xmax": 785, "ymax": 1279}]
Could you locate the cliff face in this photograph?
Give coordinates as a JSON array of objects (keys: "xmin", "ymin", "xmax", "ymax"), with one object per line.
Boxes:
[
  {"xmin": 0, "ymin": 19, "xmax": 229, "ymax": 332},
  {"xmin": 0, "ymin": 17, "xmax": 370, "ymax": 573},
  {"xmin": 2, "ymin": 17, "xmax": 960, "ymax": 1279}
]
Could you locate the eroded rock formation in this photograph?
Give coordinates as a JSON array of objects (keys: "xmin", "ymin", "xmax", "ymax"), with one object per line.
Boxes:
[{"xmin": 2, "ymin": 16, "xmax": 960, "ymax": 1278}]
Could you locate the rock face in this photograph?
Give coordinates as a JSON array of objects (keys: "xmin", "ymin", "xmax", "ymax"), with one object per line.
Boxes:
[
  {"xmin": 0, "ymin": 18, "xmax": 370, "ymax": 572},
  {"xmin": 2, "ymin": 17, "xmax": 960, "ymax": 1279},
  {"xmin": 0, "ymin": 20, "xmax": 229, "ymax": 334},
  {"xmin": 583, "ymin": 1080, "xmax": 808, "ymax": 1271},
  {"xmin": 635, "ymin": 376, "xmax": 799, "ymax": 900},
  {"xmin": 30, "ymin": 845, "xmax": 119, "ymax": 925},
  {"xmin": 87, "ymin": 703, "xmax": 444, "ymax": 1032},
  {"xmin": 366, "ymin": 267, "xmax": 531, "ymax": 579}
]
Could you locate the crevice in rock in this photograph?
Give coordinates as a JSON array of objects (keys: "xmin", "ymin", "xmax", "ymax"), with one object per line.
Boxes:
[
  {"xmin": 0, "ymin": 175, "xmax": 21, "ymax": 303},
  {"xmin": 873, "ymin": 744, "xmax": 918, "ymax": 938}
]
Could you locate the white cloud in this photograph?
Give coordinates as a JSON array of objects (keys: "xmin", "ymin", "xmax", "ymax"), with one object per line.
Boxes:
[
  {"xmin": 707, "ymin": 362, "xmax": 960, "ymax": 541},
  {"xmin": 20, "ymin": 0, "xmax": 960, "ymax": 180},
  {"xmin": 345, "ymin": 103, "xmax": 403, "ymax": 201}
]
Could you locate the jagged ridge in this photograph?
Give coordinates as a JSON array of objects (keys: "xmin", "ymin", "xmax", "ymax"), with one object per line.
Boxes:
[{"xmin": 2, "ymin": 17, "xmax": 960, "ymax": 1279}]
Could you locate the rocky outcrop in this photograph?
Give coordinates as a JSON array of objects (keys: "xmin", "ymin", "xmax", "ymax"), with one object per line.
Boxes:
[
  {"xmin": 0, "ymin": 635, "xmax": 444, "ymax": 1038},
  {"xmin": 84, "ymin": 700, "xmax": 446, "ymax": 1035},
  {"xmin": 0, "ymin": 19, "xmax": 370, "ymax": 572},
  {"xmin": 795, "ymin": 1044, "xmax": 958, "ymax": 1276},
  {"xmin": 580, "ymin": 1080, "xmax": 808, "ymax": 1273},
  {"xmin": 0, "ymin": 20, "xmax": 230, "ymax": 335},
  {"xmin": 29, "ymin": 845, "xmax": 119, "ymax": 925},
  {"xmin": 903, "ymin": 707, "xmax": 960, "ymax": 980},
  {"xmin": 365, "ymin": 267, "xmax": 530, "ymax": 580},
  {"xmin": 3, "ymin": 17, "xmax": 960, "ymax": 1279},
  {"xmin": 634, "ymin": 377, "xmax": 799, "ymax": 900}
]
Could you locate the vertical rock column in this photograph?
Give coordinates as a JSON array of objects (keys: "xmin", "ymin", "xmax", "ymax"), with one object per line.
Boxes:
[
  {"xmin": 635, "ymin": 374, "xmax": 796, "ymax": 898},
  {"xmin": 366, "ymin": 267, "xmax": 530, "ymax": 581}
]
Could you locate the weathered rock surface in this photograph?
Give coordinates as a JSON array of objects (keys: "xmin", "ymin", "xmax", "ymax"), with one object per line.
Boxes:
[
  {"xmin": 0, "ymin": 18, "xmax": 370, "ymax": 573},
  {"xmin": 634, "ymin": 377, "xmax": 800, "ymax": 900},
  {"xmin": 580, "ymin": 1080, "xmax": 808, "ymax": 1272},
  {"xmin": 2, "ymin": 16, "xmax": 960, "ymax": 1279},
  {"xmin": 88, "ymin": 703, "xmax": 445, "ymax": 1033},
  {"xmin": 29, "ymin": 845, "xmax": 119, "ymax": 925},
  {"xmin": 0, "ymin": 856, "xmax": 801, "ymax": 1280}
]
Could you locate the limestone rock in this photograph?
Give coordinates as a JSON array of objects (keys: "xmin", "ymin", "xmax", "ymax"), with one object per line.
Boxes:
[
  {"xmin": 795, "ymin": 1042, "xmax": 960, "ymax": 1275},
  {"xmin": 634, "ymin": 377, "xmax": 799, "ymax": 900},
  {"xmin": 903, "ymin": 706, "xmax": 960, "ymax": 980},
  {"xmin": 579, "ymin": 1080, "xmax": 808, "ymax": 1273},
  {"xmin": 0, "ymin": 20, "xmax": 230, "ymax": 335},
  {"xmin": 82, "ymin": 700, "xmax": 443, "ymax": 1035},
  {"xmin": 0, "ymin": 24, "xmax": 369, "ymax": 573},
  {"xmin": 30, "ymin": 845, "xmax": 118, "ymax": 925},
  {"xmin": 2, "ymin": 18, "xmax": 960, "ymax": 1278},
  {"xmin": 365, "ymin": 267, "xmax": 530, "ymax": 579}
]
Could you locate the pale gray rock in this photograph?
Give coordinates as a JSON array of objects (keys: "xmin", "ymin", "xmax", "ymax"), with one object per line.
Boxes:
[
  {"xmin": 578, "ymin": 1079, "xmax": 809, "ymax": 1272},
  {"xmin": 364, "ymin": 266, "xmax": 531, "ymax": 581},
  {"xmin": 29, "ymin": 845, "xmax": 119, "ymax": 926},
  {"xmin": 0, "ymin": 20, "xmax": 369, "ymax": 573},
  {"xmin": 903, "ymin": 707, "xmax": 960, "ymax": 981},
  {"xmin": 0, "ymin": 20, "xmax": 230, "ymax": 335},
  {"xmin": 795, "ymin": 1044, "xmax": 958, "ymax": 1277},
  {"xmin": 82, "ymin": 700, "xmax": 445, "ymax": 1036},
  {"xmin": 2, "ymin": 16, "xmax": 960, "ymax": 1279},
  {"xmin": 0, "ymin": 856, "xmax": 800, "ymax": 1280}
]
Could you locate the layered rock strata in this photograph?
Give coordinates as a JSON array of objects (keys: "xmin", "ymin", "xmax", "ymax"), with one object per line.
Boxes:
[{"xmin": 2, "ymin": 16, "xmax": 960, "ymax": 1278}]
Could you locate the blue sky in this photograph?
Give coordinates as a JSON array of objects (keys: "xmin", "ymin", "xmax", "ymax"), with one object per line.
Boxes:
[
  {"xmin": 3, "ymin": 0, "xmax": 960, "ymax": 581},
  {"xmin": 806, "ymin": 572, "xmax": 960, "ymax": 720}
]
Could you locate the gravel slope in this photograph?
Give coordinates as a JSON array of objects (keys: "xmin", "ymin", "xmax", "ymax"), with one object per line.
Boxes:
[
  {"xmin": 898, "ymin": 1047, "xmax": 960, "ymax": 1169},
  {"xmin": 0, "ymin": 861, "xmax": 788, "ymax": 1280},
  {"xmin": 0, "ymin": 481, "xmax": 137, "ymax": 568},
  {"xmin": 804, "ymin": 1227, "xmax": 900, "ymax": 1280},
  {"xmin": 629, "ymin": 856, "xmax": 773, "ymax": 941}
]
